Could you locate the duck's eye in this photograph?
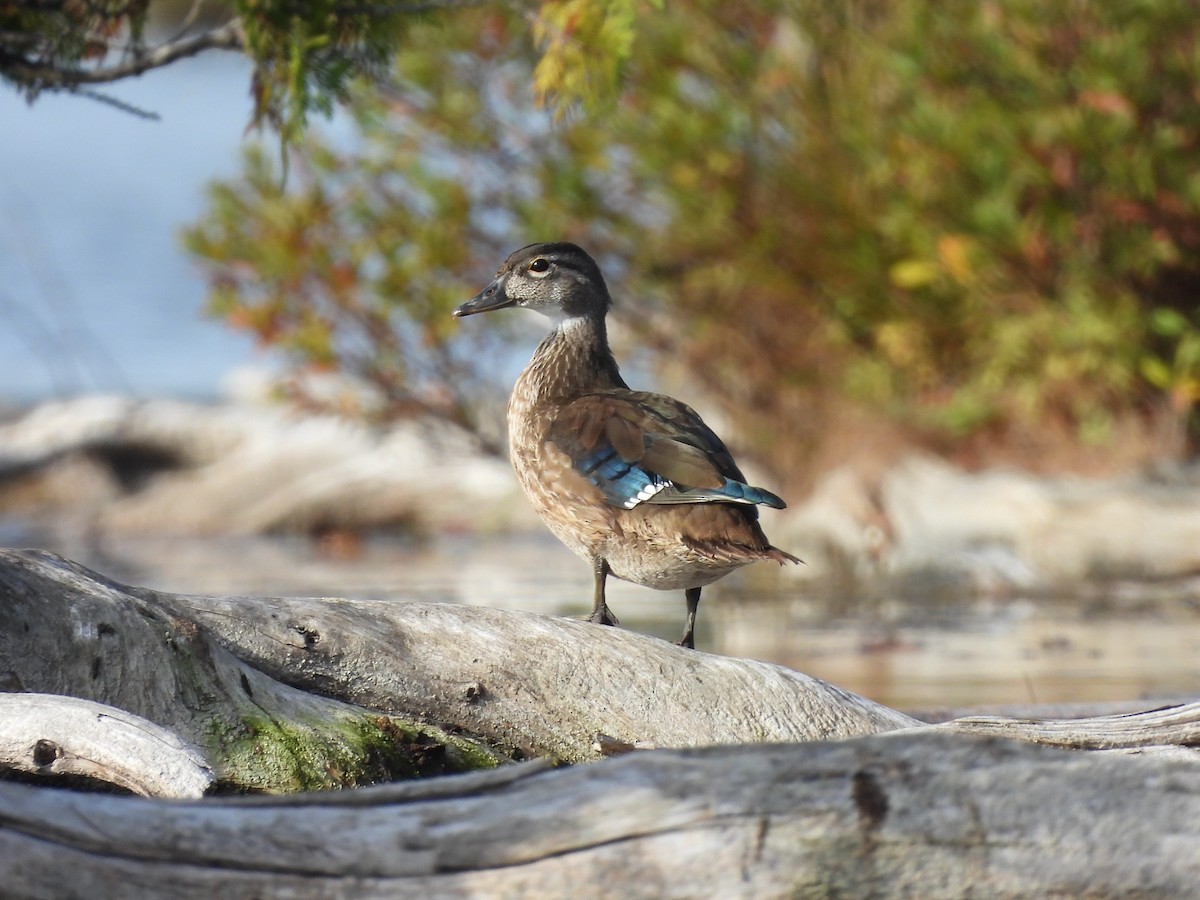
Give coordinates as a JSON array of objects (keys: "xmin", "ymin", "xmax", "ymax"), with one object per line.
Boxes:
[{"xmin": 528, "ymin": 258, "xmax": 550, "ymax": 275}]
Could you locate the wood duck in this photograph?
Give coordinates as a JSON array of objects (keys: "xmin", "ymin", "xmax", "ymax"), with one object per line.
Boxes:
[{"xmin": 454, "ymin": 242, "xmax": 799, "ymax": 649}]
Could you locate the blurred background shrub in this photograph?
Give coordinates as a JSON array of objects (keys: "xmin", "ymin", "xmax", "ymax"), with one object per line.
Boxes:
[{"xmin": 180, "ymin": 0, "xmax": 1200, "ymax": 489}]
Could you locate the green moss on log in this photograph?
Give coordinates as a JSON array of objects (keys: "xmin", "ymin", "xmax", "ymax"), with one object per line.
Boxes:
[{"xmin": 205, "ymin": 712, "xmax": 507, "ymax": 793}]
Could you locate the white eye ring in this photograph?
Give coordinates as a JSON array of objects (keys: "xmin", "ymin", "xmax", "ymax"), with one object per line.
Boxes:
[{"xmin": 528, "ymin": 258, "xmax": 550, "ymax": 277}]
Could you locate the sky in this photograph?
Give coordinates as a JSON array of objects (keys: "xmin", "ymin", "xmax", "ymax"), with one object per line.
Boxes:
[{"xmin": 0, "ymin": 52, "xmax": 278, "ymax": 403}]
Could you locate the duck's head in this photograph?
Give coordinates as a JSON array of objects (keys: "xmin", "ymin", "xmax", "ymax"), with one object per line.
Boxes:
[{"xmin": 454, "ymin": 242, "xmax": 611, "ymax": 323}]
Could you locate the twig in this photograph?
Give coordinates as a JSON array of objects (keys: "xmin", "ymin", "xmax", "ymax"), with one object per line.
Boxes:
[
  {"xmin": 6, "ymin": 20, "xmax": 243, "ymax": 89},
  {"xmin": 72, "ymin": 87, "xmax": 160, "ymax": 119}
]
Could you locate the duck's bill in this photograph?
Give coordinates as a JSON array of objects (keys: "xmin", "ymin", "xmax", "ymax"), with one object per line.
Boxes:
[{"xmin": 453, "ymin": 278, "xmax": 514, "ymax": 317}]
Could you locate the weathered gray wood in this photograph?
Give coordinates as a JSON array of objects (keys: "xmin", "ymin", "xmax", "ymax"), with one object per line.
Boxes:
[
  {"xmin": 911, "ymin": 696, "xmax": 1199, "ymax": 723},
  {"xmin": 3, "ymin": 549, "xmax": 1200, "ymax": 897},
  {"xmin": 940, "ymin": 700, "xmax": 1200, "ymax": 749},
  {"xmin": 0, "ymin": 548, "xmax": 919, "ymax": 772},
  {"xmin": 1, "ymin": 732, "xmax": 1198, "ymax": 899},
  {"xmin": 0, "ymin": 693, "xmax": 214, "ymax": 797},
  {"xmin": 3, "ymin": 548, "xmax": 1200, "ymax": 781},
  {"xmin": 172, "ymin": 589, "xmax": 920, "ymax": 757},
  {"xmin": 131, "ymin": 558, "xmax": 1200, "ymax": 760},
  {"xmin": 0, "ymin": 550, "xmax": 505, "ymax": 791}
]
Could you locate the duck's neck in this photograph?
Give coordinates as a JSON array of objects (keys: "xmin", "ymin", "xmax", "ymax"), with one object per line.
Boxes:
[{"xmin": 515, "ymin": 314, "xmax": 627, "ymax": 409}]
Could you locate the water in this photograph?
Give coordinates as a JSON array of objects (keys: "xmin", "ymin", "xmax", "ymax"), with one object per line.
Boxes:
[{"xmin": 14, "ymin": 520, "xmax": 1199, "ymax": 713}]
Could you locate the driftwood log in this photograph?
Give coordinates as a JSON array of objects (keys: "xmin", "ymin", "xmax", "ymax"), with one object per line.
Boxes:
[
  {"xmin": 1, "ymin": 548, "xmax": 1199, "ymax": 897},
  {"xmin": 0, "ymin": 693, "xmax": 214, "ymax": 797},
  {"xmin": 4, "ymin": 734, "xmax": 1200, "ymax": 899}
]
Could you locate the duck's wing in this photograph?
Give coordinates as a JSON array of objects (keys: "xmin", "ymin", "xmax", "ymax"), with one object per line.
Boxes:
[{"xmin": 547, "ymin": 390, "xmax": 787, "ymax": 511}]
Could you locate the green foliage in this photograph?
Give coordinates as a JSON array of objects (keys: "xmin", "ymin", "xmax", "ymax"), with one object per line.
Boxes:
[
  {"xmin": 0, "ymin": 0, "xmax": 152, "ymax": 99},
  {"xmin": 183, "ymin": 129, "xmax": 511, "ymax": 439},
  {"xmin": 234, "ymin": 0, "xmax": 416, "ymax": 142},
  {"xmin": 2, "ymin": 0, "xmax": 427, "ymax": 139},
  {"xmin": 189, "ymin": 1, "xmax": 1200, "ymax": 474},
  {"xmin": 532, "ymin": 0, "xmax": 659, "ymax": 111}
]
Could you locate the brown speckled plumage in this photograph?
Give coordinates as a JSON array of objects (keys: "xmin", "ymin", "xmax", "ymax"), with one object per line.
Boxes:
[{"xmin": 455, "ymin": 242, "xmax": 799, "ymax": 648}]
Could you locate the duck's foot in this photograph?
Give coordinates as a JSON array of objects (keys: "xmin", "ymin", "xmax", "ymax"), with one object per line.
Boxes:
[
  {"xmin": 587, "ymin": 604, "xmax": 620, "ymax": 627},
  {"xmin": 586, "ymin": 559, "xmax": 620, "ymax": 627},
  {"xmin": 676, "ymin": 630, "xmax": 696, "ymax": 650}
]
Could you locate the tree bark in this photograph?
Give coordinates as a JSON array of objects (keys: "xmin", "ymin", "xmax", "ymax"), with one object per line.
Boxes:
[{"xmin": 1, "ymin": 547, "xmax": 1199, "ymax": 898}]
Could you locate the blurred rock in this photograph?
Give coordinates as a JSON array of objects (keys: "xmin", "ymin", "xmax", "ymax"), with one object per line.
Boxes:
[
  {"xmin": 787, "ymin": 454, "xmax": 1200, "ymax": 597},
  {"xmin": 0, "ymin": 396, "xmax": 527, "ymax": 537},
  {"xmin": 5, "ymin": 396, "xmax": 1200, "ymax": 598}
]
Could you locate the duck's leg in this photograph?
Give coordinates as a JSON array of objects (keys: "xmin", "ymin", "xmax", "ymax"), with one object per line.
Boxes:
[
  {"xmin": 588, "ymin": 558, "xmax": 620, "ymax": 626},
  {"xmin": 678, "ymin": 586, "xmax": 702, "ymax": 649}
]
